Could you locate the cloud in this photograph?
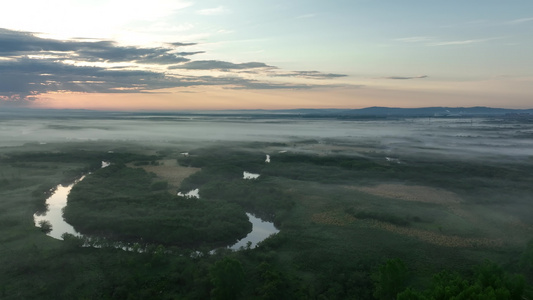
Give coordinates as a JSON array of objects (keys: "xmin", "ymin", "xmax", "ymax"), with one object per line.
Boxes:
[
  {"xmin": 0, "ymin": 28, "xmax": 194, "ymax": 64},
  {"xmin": 0, "ymin": 28, "xmax": 75, "ymax": 54},
  {"xmin": 382, "ymin": 75, "xmax": 428, "ymax": 80},
  {"xmin": 0, "ymin": 28, "xmax": 201, "ymax": 102},
  {"xmin": 76, "ymin": 46, "xmax": 193, "ymax": 64},
  {"xmin": 428, "ymin": 38, "xmax": 492, "ymax": 46},
  {"xmin": 196, "ymin": 6, "xmax": 230, "ymax": 16},
  {"xmin": 230, "ymin": 82, "xmax": 314, "ymax": 90},
  {"xmin": 175, "ymin": 51, "xmax": 205, "ymax": 56},
  {"xmin": 169, "ymin": 42, "xmax": 197, "ymax": 47},
  {"xmin": 170, "ymin": 60, "xmax": 274, "ymax": 70},
  {"xmin": 0, "ymin": 28, "xmax": 346, "ymax": 104},
  {"xmin": 178, "ymin": 64, "xmax": 347, "ymax": 80},
  {"xmin": 0, "ymin": 57, "xmax": 174, "ymax": 101},
  {"xmin": 394, "ymin": 35, "xmax": 501, "ymax": 47},
  {"xmin": 269, "ymin": 71, "xmax": 347, "ymax": 79},
  {"xmin": 506, "ymin": 17, "xmax": 533, "ymax": 24}
]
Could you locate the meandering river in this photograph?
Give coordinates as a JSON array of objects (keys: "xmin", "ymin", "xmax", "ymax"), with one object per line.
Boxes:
[
  {"xmin": 230, "ymin": 213, "xmax": 278, "ymax": 250},
  {"xmin": 33, "ymin": 177, "xmax": 84, "ymax": 239},
  {"xmin": 34, "ymin": 170, "xmax": 278, "ymax": 250}
]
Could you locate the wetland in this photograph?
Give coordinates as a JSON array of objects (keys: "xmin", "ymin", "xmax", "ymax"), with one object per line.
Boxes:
[{"xmin": 1, "ymin": 112, "xmax": 533, "ymax": 299}]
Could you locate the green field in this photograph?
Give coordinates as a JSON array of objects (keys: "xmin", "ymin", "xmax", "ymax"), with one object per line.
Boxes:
[{"xmin": 1, "ymin": 117, "xmax": 533, "ymax": 299}]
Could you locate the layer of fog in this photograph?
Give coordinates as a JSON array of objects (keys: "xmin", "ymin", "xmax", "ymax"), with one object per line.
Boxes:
[{"xmin": 1, "ymin": 115, "xmax": 533, "ymax": 161}]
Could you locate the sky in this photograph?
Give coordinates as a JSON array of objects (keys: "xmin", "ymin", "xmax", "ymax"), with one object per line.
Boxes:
[{"xmin": 0, "ymin": 0, "xmax": 532, "ymax": 110}]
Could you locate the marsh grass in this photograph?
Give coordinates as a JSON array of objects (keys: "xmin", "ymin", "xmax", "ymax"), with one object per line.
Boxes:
[{"xmin": 127, "ymin": 158, "xmax": 200, "ymax": 191}]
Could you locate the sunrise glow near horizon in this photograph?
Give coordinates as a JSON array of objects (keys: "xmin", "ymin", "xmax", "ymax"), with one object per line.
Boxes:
[{"xmin": 1, "ymin": 0, "xmax": 532, "ymax": 111}]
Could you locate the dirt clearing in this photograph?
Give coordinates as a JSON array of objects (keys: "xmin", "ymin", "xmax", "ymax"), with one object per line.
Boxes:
[
  {"xmin": 128, "ymin": 159, "xmax": 200, "ymax": 189},
  {"xmin": 350, "ymin": 183, "xmax": 462, "ymax": 205}
]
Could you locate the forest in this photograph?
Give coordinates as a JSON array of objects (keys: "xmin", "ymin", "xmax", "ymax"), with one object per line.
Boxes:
[{"xmin": 1, "ymin": 116, "xmax": 533, "ymax": 299}]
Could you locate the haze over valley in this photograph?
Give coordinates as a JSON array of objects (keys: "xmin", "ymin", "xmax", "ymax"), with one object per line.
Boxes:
[
  {"xmin": 1, "ymin": 111, "xmax": 533, "ymax": 298},
  {"xmin": 1, "ymin": 0, "xmax": 533, "ymax": 298}
]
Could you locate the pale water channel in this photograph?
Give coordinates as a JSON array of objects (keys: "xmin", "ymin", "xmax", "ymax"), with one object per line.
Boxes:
[
  {"xmin": 177, "ymin": 188, "xmax": 200, "ymax": 199},
  {"xmin": 34, "ymin": 168, "xmax": 278, "ymax": 250},
  {"xmin": 230, "ymin": 213, "xmax": 278, "ymax": 250},
  {"xmin": 33, "ymin": 177, "xmax": 84, "ymax": 239},
  {"xmin": 243, "ymin": 171, "xmax": 260, "ymax": 179}
]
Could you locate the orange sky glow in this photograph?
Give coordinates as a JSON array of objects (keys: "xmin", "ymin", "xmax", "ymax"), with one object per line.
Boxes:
[
  {"xmin": 33, "ymin": 83, "xmax": 532, "ymax": 111},
  {"xmin": 1, "ymin": 1, "xmax": 532, "ymax": 110}
]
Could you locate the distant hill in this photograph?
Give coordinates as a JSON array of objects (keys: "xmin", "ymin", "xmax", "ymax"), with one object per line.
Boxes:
[
  {"xmin": 2, "ymin": 106, "xmax": 533, "ymax": 118},
  {"xmin": 336, "ymin": 106, "xmax": 533, "ymax": 117},
  {"xmin": 240, "ymin": 106, "xmax": 533, "ymax": 117}
]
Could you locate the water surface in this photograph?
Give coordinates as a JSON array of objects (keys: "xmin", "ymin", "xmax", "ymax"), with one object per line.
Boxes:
[
  {"xmin": 34, "ymin": 177, "xmax": 278, "ymax": 250},
  {"xmin": 229, "ymin": 213, "xmax": 279, "ymax": 250},
  {"xmin": 243, "ymin": 171, "xmax": 260, "ymax": 179},
  {"xmin": 33, "ymin": 177, "xmax": 84, "ymax": 240}
]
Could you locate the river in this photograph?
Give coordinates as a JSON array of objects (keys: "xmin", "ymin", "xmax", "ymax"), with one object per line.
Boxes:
[{"xmin": 34, "ymin": 169, "xmax": 278, "ymax": 250}]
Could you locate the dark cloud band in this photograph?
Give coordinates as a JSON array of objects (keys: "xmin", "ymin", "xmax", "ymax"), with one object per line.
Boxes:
[
  {"xmin": 170, "ymin": 60, "xmax": 273, "ymax": 70},
  {"xmin": 0, "ymin": 28, "xmax": 347, "ymax": 103}
]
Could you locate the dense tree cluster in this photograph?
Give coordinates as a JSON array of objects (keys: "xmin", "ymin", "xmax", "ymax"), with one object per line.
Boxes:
[{"xmin": 64, "ymin": 163, "xmax": 252, "ymax": 247}]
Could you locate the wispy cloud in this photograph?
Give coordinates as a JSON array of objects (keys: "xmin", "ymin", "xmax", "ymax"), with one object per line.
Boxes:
[
  {"xmin": 381, "ymin": 75, "xmax": 428, "ymax": 80},
  {"xmin": 175, "ymin": 51, "xmax": 205, "ymax": 56},
  {"xmin": 196, "ymin": 6, "xmax": 230, "ymax": 16},
  {"xmin": 169, "ymin": 42, "xmax": 197, "ymax": 47},
  {"xmin": 506, "ymin": 17, "xmax": 533, "ymax": 24},
  {"xmin": 428, "ymin": 38, "xmax": 497, "ymax": 46},
  {"xmin": 170, "ymin": 60, "xmax": 274, "ymax": 70},
  {"xmin": 269, "ymin": 71, "xmax": 347, "ymax": 80},
  {"xmin": 395, "ymin": 35, "xmax": 502, "ymax": 47}
]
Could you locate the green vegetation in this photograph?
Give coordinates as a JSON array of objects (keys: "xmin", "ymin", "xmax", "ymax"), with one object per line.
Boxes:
[
  {"xmin": 397, "ymin": 261, "xmax": 525, "ymax": 300},
  {"xmin": 373, "ymin": 258, "xmax": 409, "ymax": 300},
  {"xmin": 38, "ymin": 220, "xmax": 52, "ymax": 234},
  {"xmin": 210, "ymin": 257, "xmax": 246, "ymax": 300},
  {"xmin": 65, "ymin": 163, "xmax": 252, "ymax": 247},
  {"xmin": 178, "ymin": 147, "xmax": 294, "ymax": 222},
  {"xmin": 262, "ymin": 152, "xmax": 533, "ymax": 198},
  {"xmin": 1, "ymin": 137, "xmax": 532, "ymax": 299}
]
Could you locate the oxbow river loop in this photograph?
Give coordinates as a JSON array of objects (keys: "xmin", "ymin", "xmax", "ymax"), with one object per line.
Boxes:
[{"xmin": 34, "ymin": 163, "xmax": 278, "ymax": 250}]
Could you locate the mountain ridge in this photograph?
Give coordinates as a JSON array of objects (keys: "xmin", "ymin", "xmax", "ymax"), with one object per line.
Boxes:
[{"xmin": 2, "ymin": 106, "xmax": 533, "ymax": 118}]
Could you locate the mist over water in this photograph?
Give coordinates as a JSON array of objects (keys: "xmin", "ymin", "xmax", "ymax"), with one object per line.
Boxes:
[
  {"xmin": 4, "ymin": 111, "xmax": 533, "ymax": 299},
  {"xmin": 2, "ymin": 115, "xmax": 532, "ymax": 160}
]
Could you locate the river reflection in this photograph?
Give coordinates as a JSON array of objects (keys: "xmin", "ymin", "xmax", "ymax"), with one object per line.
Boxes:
[
  {"xmin": 243, "ymin": 171, "xmax": 260, "ymax": 179},
  {"xmin": 33, "ymin": 178, "xmax": 84, "ymax": 240},
  {"xmin": 34, "ymin": 174, "xmax": 278, "ymax": 250},
  {"xmin": 177, "ymin": 188, "xmax": 200, "ymax": 199},
  {"xmin": 229, "ymin": 213, "xmax": 279, "ymax": 250}
]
